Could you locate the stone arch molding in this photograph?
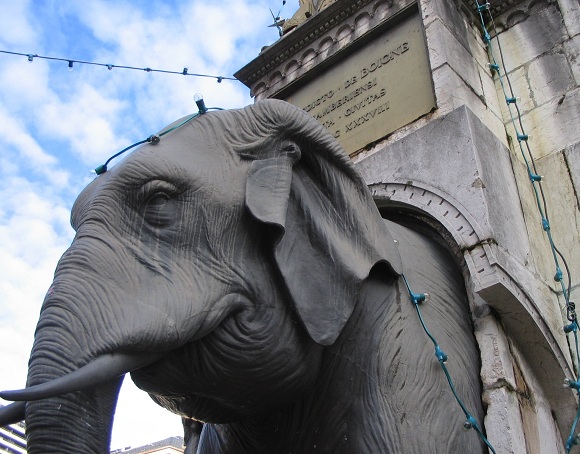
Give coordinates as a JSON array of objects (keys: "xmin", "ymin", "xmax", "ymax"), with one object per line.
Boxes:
[
  {"xmin": 370, "ymin": 181, "xmax": 576, "ymax": 437},
  {"xmin": 369, "ymin": 181, "xmax": 497, "ymax": 284}
]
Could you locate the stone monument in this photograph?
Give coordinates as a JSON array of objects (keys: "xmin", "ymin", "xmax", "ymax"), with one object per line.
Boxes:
[{"xmin": 236, "ymin": 0, "xmax": 580, "ymax": 451}]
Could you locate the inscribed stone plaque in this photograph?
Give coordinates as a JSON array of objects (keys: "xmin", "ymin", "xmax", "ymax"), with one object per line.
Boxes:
[{"xmin": 283, "ymin": 11, "xmax": 435, "ymax": 155}]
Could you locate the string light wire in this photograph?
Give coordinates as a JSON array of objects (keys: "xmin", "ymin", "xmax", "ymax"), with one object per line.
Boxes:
[
  {"xmin": 0, "ymin": 50, "xmax": 236, "ymax": 83},
  {"xmin": 401, "ymin": 273, "xmax": 497, "ymax": 453},
  {"xmin": 94, "ymin": 96, "xmax": 223, "ymax": 175},
  {"xmin": 474, "ymin": 2, "xmax": 579, "ymax": 452}
]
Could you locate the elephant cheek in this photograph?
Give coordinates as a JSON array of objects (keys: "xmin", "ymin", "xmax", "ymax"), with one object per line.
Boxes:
[{"xmin": 25, "ymin": 378, "xmax": 123, "ymax": 453}]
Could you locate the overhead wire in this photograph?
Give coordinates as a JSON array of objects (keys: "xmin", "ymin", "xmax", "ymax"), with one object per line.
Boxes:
[{"xmin": 0, "ymin": 50, "xmax": 237, "ymax": 83}]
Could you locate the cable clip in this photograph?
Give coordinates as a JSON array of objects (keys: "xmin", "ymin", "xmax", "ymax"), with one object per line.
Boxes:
[
  {"xmin": 147, "ymin": 135, "xmax": 160, "ymax": 144},
  {"xmin": 435, "ymin": 345, "xmax": 448, "ymax": 363},
  {"xmin": 564, "ymin": 322, "xmax": 577, "ymax": 333},
  {"xmin": 566, "ymin": 433, "xmax": 580, "ymax": 451},
  {"xmin": 477, "ymin": 2, "xmax": 490, "ymax": 12},
  {"xmin": 463, "ymin": 415, "xmax": 477, "ymax": 431},
  {"xmin": 94, "ymin": 164, "xmax": 107, "ymax": 176},
  {"xmin": 529, "ymin": 173, "xmax": 542, "ymax": 182},
  {"xmin": 410, "ymin": 292, "xmax": 429, "ymax": 305},
  {"xmin": 517, "ymin": 133, "xmax": 529, "ymax": 142},
  {"xmin": 567, "ymin": 303, "xmax": 577, "ymax": 322},
  {"xmin": 542, "ymin": 218, "xmax": 550, "ymax": 232},
  {"xmin": 564, "ymin": 378, "xmax": 580, "ymax": 390}
]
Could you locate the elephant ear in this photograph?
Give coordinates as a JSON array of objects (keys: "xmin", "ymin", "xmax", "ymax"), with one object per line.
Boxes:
[
  {"xmin": 242, "ymin": 100, "xmax": 402, "ymax": 346},
  {"xmin": 245, "ymin": 142, "xmax": 300, "ymax": 228}
]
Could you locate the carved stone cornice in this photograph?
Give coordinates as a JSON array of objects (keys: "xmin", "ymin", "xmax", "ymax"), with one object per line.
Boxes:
[
  {"xmin": 460, "ymin": 0, "xmax": 530, "ymax": 21},
  {"xmin": 236, "ymin": 0, "xmax": 371, "ymax": 86},
  {"xmin": 234, "ymin": 0, "xmax": 417, "ymax": 100}
]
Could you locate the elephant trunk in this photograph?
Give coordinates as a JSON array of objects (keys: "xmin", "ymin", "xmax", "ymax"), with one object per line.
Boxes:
[
  {"xmin": 25, "ymin": 377, "xmax": 124, "ymax": 453},
  {"xmin": 20, "ymin": 279, "xmax": 130, "ymax": 453}
]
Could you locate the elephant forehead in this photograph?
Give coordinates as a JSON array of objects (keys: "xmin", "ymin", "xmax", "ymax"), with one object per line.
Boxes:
[{"xmin": 72, "ymin": 137, "xmax": 247, "ymax": 227}]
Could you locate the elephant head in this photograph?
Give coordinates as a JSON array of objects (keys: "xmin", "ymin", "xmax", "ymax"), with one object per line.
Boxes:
[{"xmin": 0, "ymin": 99, "xmax": 403, "ymax": 452}]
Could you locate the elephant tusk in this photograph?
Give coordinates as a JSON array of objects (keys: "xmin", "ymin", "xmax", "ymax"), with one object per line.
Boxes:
[
  {"xmin": 0, "ymin": 352, "xmax": 164, "ymax": 402},
  {"xmin": 0, "ymin": 401, "xmax": 26, "ymax": 426}
]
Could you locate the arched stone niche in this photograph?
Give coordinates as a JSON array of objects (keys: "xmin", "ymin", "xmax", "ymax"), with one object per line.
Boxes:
[{"xmin": 370, "ymin": 181, "xmax": 575, "ymax": 446}]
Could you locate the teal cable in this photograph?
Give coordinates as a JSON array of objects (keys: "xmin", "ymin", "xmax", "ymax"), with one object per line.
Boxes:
[
  {"xmin": 94, "ymin": 107, "xmax": 223, "ymax": 175},
  {"xmin": 401, "ymin": 274, "xmax": 497, "ymax": 453}
]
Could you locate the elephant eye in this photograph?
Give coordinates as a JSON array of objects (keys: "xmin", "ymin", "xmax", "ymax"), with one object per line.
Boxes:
[
  {"xmin": 140, "ymin": 181, "xmax": 180, "ymax": 228},
  {"xmin": 148, "ymin": 193, "xmax": 170, "ymax": 208}
]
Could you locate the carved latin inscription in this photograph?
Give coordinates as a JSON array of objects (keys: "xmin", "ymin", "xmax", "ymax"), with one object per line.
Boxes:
[{"xmin": 283, "ymin": 11, "xmax": 435, "ymax": 155}]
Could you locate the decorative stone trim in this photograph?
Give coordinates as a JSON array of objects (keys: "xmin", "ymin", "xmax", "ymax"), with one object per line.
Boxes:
[
  {"xmin": 459, "ymin": 0, "xmax": 529, "ymax": 20},
  {"xmin": 235, "ymin": 0, "xmax": 417, "ymax": 100},
  {"xmin": 369, "ymin": 182, "xmax": 488, "ymax": 249}
]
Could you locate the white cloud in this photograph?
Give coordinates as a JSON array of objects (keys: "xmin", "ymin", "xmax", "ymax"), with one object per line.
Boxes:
[
  {"xmin": 0, "ymin": 106, "xmax": 71, "ymax": 188},
  {"xmin": 0, "ymin": 176, "xmax": 73, "ymax": 392},
  {"xmin": 38, "ymin": 82, "xmax": 128, "ymax": 163},
  {"xmin": 0, "ymin": 0, "xmax": 38, "ymax": 47}
]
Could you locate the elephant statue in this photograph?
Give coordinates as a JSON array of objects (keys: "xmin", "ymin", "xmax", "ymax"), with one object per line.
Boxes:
[{"xmin": 0, "ymin": 99, "xmax": 485, "ymax": 453}]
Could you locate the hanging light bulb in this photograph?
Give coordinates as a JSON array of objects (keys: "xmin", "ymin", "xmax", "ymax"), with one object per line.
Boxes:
[
  {"xmin": 194, "ymin": 93, "xmax": 208, "ymax": 114},
  {"xmin": 27, "ymin": 54, "xmax": 34, "ymax": 62},
  {"xmin": 68, "ymin": 60, "xmax": 74, "ymax": 72}
]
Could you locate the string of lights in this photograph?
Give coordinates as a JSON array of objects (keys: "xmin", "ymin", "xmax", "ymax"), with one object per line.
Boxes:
[
  {"xmin": 401, "ymin": 274, "xmax": 497, "ymax": 453},
  {"xmin": 94, "ymin": 94, "xmax": 222, "ymax": 175},
  {"xmin": 474, "ymin": 2, "xmax": 578, "ymax": 452},
  {"xmin": 0, "ymin": 50, "xmax": 237, "ymax": 83}
]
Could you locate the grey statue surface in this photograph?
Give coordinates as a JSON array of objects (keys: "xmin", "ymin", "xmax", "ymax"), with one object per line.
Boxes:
[{"xmin": 0, "ymin": 100, "xmax": 484, "ymax": 453}]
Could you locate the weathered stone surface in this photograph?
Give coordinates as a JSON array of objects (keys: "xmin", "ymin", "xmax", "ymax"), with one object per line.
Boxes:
[
  {"xmin": 563, "ymin": 33, "xmax": 580, "ymax": 85},
  {"xmin": 496, "ymin": 66, "xmax": 535, "ymax": 119},
  {"xmin": 494, "ymin": 5, "xmax": 567, "ymax": 73},
  {"xmin": 506, "ymin": 148, "xmax": 576, "ymax": 368},
  {"xmin": 528, "ymin": 52, "xmax": 575, "ymax": 106},
  {"xmin": 427, "ymin": 18, "xmax": 483, "ymax": 97},
  {"xmin": 509, "ymin": 340, "xmax": 567, "ymax": 454},
  {"xmin": 491, "ymin": 241, "xmax": 571, "ymax": 361},
  {"xmin": 466, "ymin": 107, "xmax": 532, "ymax": 261},
  {"xmin": 509, "ymin": 149, "xmax": 561, "ymax": 283},
  {"xmin": 517, "ymin": 87, "xmax": 580, "ymax": 158},
  {"xmin": 432, "ymin": 64, "xmax": 507, "ymax": 141},
  {"xmin": 479, "ymin": 62, "xmax": 505, "ymax": 123},
  {"xmin": 558, "ymin": 0, "xmax": 580, "ymax": 38},
  {"xmin": 476, "ymin": 314, "xmax": 567, "ymax": 453},
  {"xmin": 421, "ymin": 0, "xmax": 472, "ymax": 50},
  {"xmin": 483, "ymin": 387, "xmax": 527, "ymax": 454},
  {"xmin": 474, "ymin": 315, "xmax": 517, "ymax": 389},
  {"xmin": 535, "ymin": 150, "xmax": 580, "ymax": 287},
  {"xmin": 564, "ymin": 140, "xmax": 580, "ymax": 207},
  {"xmin": 356, "ymin": 105, "xmax": 530, "ymax": 263}
]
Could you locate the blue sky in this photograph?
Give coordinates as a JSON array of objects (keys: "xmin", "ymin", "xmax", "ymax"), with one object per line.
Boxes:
[{"xmin": 0, "ymin": 0, "xmax": 285, "ymax": 449}]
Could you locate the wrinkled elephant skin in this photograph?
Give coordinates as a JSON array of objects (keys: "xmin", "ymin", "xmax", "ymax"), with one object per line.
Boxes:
[{"xmin": 0, "ymin": 100, "xmax": 485, "ymax": 453}]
